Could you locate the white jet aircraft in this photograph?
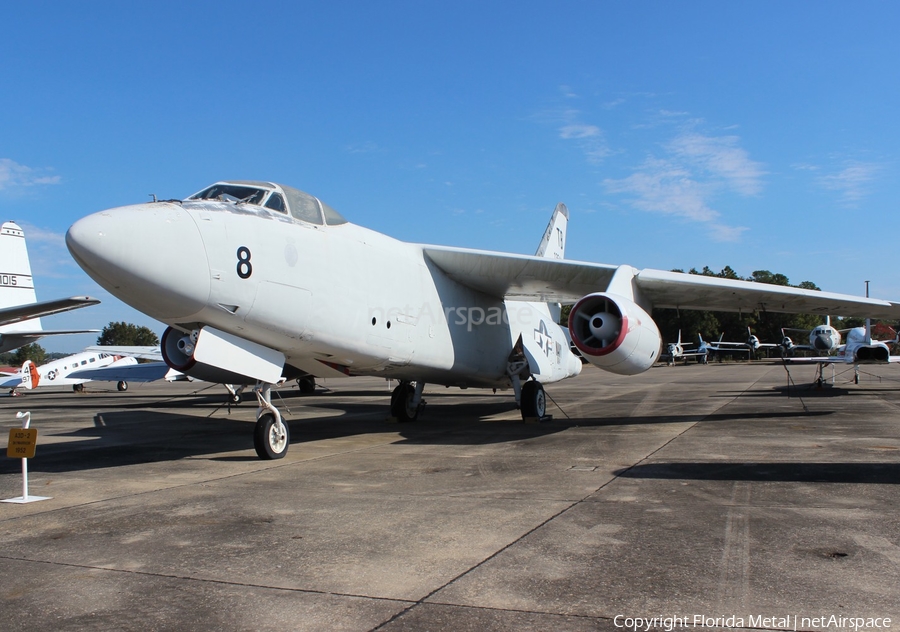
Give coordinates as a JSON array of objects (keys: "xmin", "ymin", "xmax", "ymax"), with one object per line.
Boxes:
[
  {"xmin": 710, "ymin": 327, "xmax": 782, "ymax": 359},
  {"xmin": 660, "ymin": 331, "xmax": 713, "ymax": 365},
  {"xmin": 65, "ymin": 180, "xmax": 900, "ymax": 459},
  {"xmin": 0, "ymin": 220, "xmax": 100, "ymax": 353},
  {"xmin": 1, "ymin": 349, "xmax": 140, "ymax": 394},
  {"xmin": 783, "ymin": 322, "xmax": 900, "ymax": 385}
]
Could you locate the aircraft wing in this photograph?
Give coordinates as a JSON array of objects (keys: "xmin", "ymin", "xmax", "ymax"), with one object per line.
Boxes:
[
  {"xmin": 68, "ymin": 361, "xmax": 173, "ymax": 382},
  {"xmin": 0, "ymin": 296, "xmax": 100, "ymax": 327},
  {"xmin": 422, "ymin": 246, "xmax": 900, "ymax": 319},
  {"xmin": 82, "ymin": 345, "xmax": 163, "ymax": 361},
  {"xmin": 0, "ymin": 373, "xmax": 22, "ymax": 389}
]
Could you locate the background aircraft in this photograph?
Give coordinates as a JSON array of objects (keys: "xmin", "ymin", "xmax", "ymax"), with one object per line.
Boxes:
[
  {"xmin": 783, "ymin": 322, "xmax": 900, "ymax": 385},
  {"xmin": 66, "ymin": 344, "xmax": 312, "ymax": 404},
  {"xmin": 1, "ymin": 349, "xmax": 140, "ymax": 394},
  {"xmin": 780, "ymin": 316, "xmax": 844, "ymax": 356},
  {"xmin": 709, "ymin": 327, "xmax": 782, "ymax": 359},
  {"xmin": 0, "ymin": 220, "xmax": 99, "ymax": 353},
  {"xmin": 65, "ymin": 180, "xmax": 900, "ymax": 459},
  {"xmin": 660, "ymin": 331, "xmax": 714, "ymax": 365}
]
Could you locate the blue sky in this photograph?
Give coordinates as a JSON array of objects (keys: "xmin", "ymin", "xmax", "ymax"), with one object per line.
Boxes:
[{"xmin": 2, "ymin": 2, "xmax": 899, "ymax": 352}]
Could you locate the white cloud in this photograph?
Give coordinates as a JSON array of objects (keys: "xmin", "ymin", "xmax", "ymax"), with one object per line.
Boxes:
[
  {"xmin": 667, "ymin": 133, "xmax": 765, "ymax": 195},
  {"xmin": 818, "ymin": 162, "xmax": 879, "ymax": 206},
  {"xmin": 0, "ymin": 158, "xmax": 61, "ymax": 190},
  {"xmin": 559, "ymin": 124, "xmax": 600, "ymax": 140},
  {"xmin": 603, "ymin": 132, "xmax": 762, "ymax": 242},
  {"xmin": 553, "ymin": 109, "xmax": 611, "ymax": 164}
]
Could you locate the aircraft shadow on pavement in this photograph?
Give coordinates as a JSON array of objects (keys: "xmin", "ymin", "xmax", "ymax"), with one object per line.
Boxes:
[
  {"xmin": 617, "ymin": 461, "xmax": 900, "ymax": 485},
  {"xmin": 0, "ymin": 396, "xmax": 835, "ymax": 473}
]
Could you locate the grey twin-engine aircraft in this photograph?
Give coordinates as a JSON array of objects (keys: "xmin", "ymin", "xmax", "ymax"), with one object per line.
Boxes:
[{"xmin": 65, "ymin": 181, "xmax": 900, "ymax": 459}]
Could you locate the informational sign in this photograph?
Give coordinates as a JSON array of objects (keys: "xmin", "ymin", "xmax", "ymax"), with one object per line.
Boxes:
[{"xmin": 7, "ymin": 428, "xmax": 37, "ymax": 459}]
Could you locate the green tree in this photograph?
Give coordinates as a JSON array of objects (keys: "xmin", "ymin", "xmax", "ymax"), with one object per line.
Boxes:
[
  {"xmin": 11, "ymin": 343, "xmax": 46, "ymax": 366},
  {"xmin": 97, "ymin": 322, "xmax": 159, "ymax": 346}
]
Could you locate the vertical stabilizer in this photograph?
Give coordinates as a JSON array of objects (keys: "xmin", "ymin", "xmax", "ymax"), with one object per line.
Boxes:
[
  {"xmin": 535, "ymin": 203, "xmax": 568, "ymax": 322},
  {"xmin": 535, "ymin": 203, "xmax": 568, "ymax": 260},
  {"xmin": 0, "ymin": 222, "xmax": 41, "ymax": 332}
]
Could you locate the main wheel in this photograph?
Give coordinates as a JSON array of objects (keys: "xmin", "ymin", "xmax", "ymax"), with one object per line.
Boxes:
[
  {"xmin": 117, "ymin": 381, "xmax": 128, "ymax": 392},
  {"xmin": 254, "ymin": 413, "xmax": 289, "ymax": 459},
  {"xmin": 390, "ymin": 382, "xmax": 420, "ymax": 422},
  {"xmin": 520, "ymin": 380, "xmax": 546, "ymax": 419},
  {"xmin": 229, "ymin": 392, "xmax": 242, "ymax": 405},
  {"xmin": 297, "ymin": 376, "xmax": 316, "ymax": 394},
  {"xmin": 73, "ymin": 383, "xmax": 84, "ymax": 393}
]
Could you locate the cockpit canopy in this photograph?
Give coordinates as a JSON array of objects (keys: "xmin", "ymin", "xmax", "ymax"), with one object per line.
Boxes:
[{"xmin": 187, "ymin": 181, "xmax": 348, "ymax": 226}]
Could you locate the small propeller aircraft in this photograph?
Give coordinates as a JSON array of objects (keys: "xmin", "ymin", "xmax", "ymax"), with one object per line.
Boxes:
[
  {"xmin": 0, "ymin": 221, "xmax": 99, "ymax": 353},
  {"xmin": 1, "ymin": 349, "xmax": 141, "ymax": 394},
  {"xmin": 65, "ymin": 180, "xmax": 900, "ymax": 459}
]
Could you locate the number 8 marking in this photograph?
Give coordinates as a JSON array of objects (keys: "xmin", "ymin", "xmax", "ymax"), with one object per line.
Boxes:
[{"xmin": 236, "ymin": 246, "xmax": 252, "ymax": 279}]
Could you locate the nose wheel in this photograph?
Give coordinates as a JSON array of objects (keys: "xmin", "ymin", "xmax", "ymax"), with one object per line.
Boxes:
[
  {"xmin": 253, "ymin": 382, "xmax": 289, "ymax": 459},
  {"xmin": 254, "ymin": 412, "xmax": 289, "ymax": 459}
]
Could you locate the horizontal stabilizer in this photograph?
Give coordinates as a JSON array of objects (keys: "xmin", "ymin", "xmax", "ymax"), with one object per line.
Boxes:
[
  {"xmin": 0, "ymin": 296, "xmax": 100, "ymax": 328},
  {"xmin": 0, "ymin": 328, "xmax": 101, "ymax": 354}
]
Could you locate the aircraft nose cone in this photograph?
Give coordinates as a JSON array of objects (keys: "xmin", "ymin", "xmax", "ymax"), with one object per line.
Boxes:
[
  {"xmin": 67, "ymin": 203, "xmax": 210, "ymax": 321},
  {"xmin": 813, "ymin": 334, "xmax": 831, "ymax": 350}
]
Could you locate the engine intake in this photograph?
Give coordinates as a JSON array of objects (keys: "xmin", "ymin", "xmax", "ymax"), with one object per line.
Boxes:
[{"xmin": 568, "ymin": 293, "xmax": 661, "ymax": 375}]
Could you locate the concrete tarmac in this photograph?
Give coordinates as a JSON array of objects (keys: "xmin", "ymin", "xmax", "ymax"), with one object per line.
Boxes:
[{"xmin": 0, "ymin": 361, "xmax": 898, "ymax": 631}]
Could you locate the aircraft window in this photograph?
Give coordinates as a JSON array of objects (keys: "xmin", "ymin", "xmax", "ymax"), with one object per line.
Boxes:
[
  {"xmin": 282, "ymin": 187, "xmax": 324, "ymax": 225},
  {"xmin": 80, "ymin": 360, "xmax": 87, "ymax": 365},
  {"xmin": 320, "ymin": 200, "xmax": 348, "ymax": 226},
  {"xmin": 264, "ymin": 193, "xmax": 287, "ymax": 214},
  {"xmin": 190, "ymin": 184, "xmax": 268, "ymax": 205},
  {"xmin": 89, "ymin": 357, "xmax": 96, "ymax": 363}
]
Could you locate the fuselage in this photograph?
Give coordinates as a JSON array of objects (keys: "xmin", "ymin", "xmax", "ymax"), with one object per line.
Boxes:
[
  {"xmin": 66, "ymin": 184, "xmax": 581, "ymax": 389},
  {"xmin": 18, "ymin": 351, "xmax": 137, "ymax": 390}
]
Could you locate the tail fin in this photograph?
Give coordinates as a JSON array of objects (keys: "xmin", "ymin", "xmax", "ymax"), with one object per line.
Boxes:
[
  {"xmin": 535, "ymin": 203, "xmax": 568, "ymax": 260},
  {"xmin": 20, "ymin": 360, "xmax": 40, "ymax": 390},
  {"xmin": 0, "ymin": 221, "xmax": 41, "ymax": 331},
  {"xmin": 535, "ymin": 203, "xmax": 568, "ymax": 322}
]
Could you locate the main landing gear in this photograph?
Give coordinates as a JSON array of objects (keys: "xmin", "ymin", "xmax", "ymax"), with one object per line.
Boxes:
[
  {"xmin": 391, "ymin": 381, "xmax": 426, "ymax": 422},
  {"xmin": 253, "ymin": 382, "xmax": 289, "ymax": 459},
  {"xmin": 519, "ymin": 380, "xmax": 547, "ymax": 419}
]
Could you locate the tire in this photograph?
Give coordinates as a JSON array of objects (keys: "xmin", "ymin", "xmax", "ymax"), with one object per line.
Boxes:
[
  {"xmin": 297, "ymin": 377, "xmax": 316, "ymax": 394},
  {"xmin": 73, "ymin": 383, "xmax": 84, "ymax": 393},
  {"xmin": 521, "ymin": 381, "xmax": 546, "ymax": 419},
  {"xmin": 254, "ymin": 413, "xmax": 289, "ymax": 459},
  {"xmin": 390, "ymin": 382, "xmax": 419, "ymax": 422},
  {"xmin": 117, "ymin": 381, "xmax": 128, "ymax": 392},
  {"xmin": 230, "ymin": 392, "xmax": 242, "ymax": 405}
]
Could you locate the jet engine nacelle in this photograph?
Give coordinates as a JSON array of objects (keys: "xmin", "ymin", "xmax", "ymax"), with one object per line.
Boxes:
[
  {"xmin": 567, "ymin": 292, "xmax": 661, "ymax": 375},
  {"xmin": 161, "ymin": 325, "xmax": 286, "ymax": 385}
]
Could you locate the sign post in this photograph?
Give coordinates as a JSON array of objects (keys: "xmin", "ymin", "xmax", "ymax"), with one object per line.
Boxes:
[{"xmin": 2, "ymin": 411, "xmax": 51, "ymax": 504}]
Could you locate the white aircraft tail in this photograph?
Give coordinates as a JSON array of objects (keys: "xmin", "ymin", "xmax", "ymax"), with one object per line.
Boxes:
[
  {"xmin": 534, "ymin": 203, "xmax": 568, "ymax": 322},
  {"xmin": 0, "ymin": 221, "xmax": 41, "ymax": 331},
  {"xmin": 535, "ymin": 203, "xmax": 568, "ymax": 260}
]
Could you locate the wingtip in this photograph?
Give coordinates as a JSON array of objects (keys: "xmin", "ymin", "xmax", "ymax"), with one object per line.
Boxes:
[{"xmin": 555, "ymin": 203, "xmax": 569, "ymax": 219}]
